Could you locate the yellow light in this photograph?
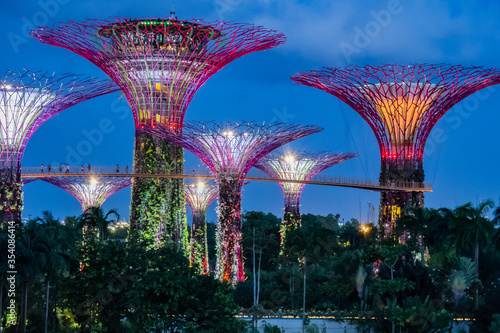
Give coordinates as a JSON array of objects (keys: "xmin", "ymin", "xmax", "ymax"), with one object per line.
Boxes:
[
  {"xmin": 90, "ymin": 178, "xmax": 98, "ymax": 186},
  {"xmin": 284, "ymin": 155, "xmax": 295, "ymax": 164},
  {"xmin": 223, "ymin": 130, "xmax": 234, "ymax": 138},
  {"xmin": 197, "ymin": 182, "xmax": 205, "ymax": 190}
]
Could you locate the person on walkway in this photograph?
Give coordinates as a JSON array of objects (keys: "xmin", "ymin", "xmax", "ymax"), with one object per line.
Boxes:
[
  {"xmin": 59, "ymin": 164, "xmax": 62, "ymax": 173},
  {"xmin": 41, "ymin": 164, "xmax": 44, "ymax": 174},
  {"xmin": 81, "ymin": 165, "xmax": 84, "ymax": 174},
  {"xmin": 66, "ymin": 164, "xmax": 70, "ymax": 174},
  {"xmin": 125, "ymin": 165, "xmax": 128, "ymax": 174},
  {"xmin": 48, "ymin": 164, "xmax": 51, "ymax": 173},
  {"xmin": 88, "ymin": 164, "xmax": 91, "ymax": 173},
  {"xmin": 116, "ymin": 164, "xmax": 119, "ymax": 173}
]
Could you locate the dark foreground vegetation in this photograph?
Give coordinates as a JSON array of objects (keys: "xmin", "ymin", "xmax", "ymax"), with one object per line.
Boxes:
[{"xmin": 1, "ymin": 200, "xmax": 500, "ymax": 332}]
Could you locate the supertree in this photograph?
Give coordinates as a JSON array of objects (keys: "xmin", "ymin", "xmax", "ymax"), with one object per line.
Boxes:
[
  {"xmin": 146, "ymin": 121, "xmax": 322, "ymax": 283},
  {"xmin": 185, "ymin": 180, "xmax": 218, "ymax": 274},
  {"xmin": 291, "ymin": 64, "xmax": 500, "ymax": 235},
  {"xmin": 41, "ymin": 176, "xmax": 131, "ymax": 211},
  {"xmin": 0, "ymin": 70, "xmax": 116, "ymax": 222},
  {"xmin": 31, "ymin": 18, "xmax": 286, "ymax": 248},
  {"xmin": 255, "ymin": 151, "xmax": 358, "ymax": 244}
]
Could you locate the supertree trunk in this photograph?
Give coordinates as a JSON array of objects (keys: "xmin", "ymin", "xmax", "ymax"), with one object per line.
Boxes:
[
  {"xmin": 216, "ymin": 177, "xmax": 244, "ymax": 284},
  {"xmin": 0, "ymin": 164, "xmax": 22, "ymax": 223},
  {"xmin": 282, "ymin": 195, "xmax": 301, "ymax": 246},
  {"xmin": 130, "ymin": 131, "xmax": 187, "ymax": 250},
  {"xmin": 378, "ymin": 159, "xmax": 424, "ymax": 236},
  {"xmin": 191, "ymin": 212, "xmax": 208, "ymax": 274}
]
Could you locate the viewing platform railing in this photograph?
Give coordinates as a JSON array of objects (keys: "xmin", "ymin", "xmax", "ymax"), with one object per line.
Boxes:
[{"xmin": 21, "ymin": 166, "xmax": 432, "ymax": 192}]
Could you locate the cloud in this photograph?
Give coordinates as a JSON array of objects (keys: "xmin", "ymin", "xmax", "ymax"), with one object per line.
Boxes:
[{"xmin": 235, "ymin": 0, "xmax": 500, "ymax": 66}]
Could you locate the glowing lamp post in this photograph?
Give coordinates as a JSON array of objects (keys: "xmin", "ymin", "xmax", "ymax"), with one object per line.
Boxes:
[
  {"xmin": 255, "ymin": 151, "xmax": 357, "ymax": 244},
  {"xmin": 31, "ymin": 17, "xmax": 286, "ymax": 247},
  {"xmin": 0, "ymin": 70, "xmax": 116, "ymax": 222}
]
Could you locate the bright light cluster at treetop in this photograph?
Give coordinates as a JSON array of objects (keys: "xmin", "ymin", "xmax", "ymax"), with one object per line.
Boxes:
[
  {"xmin": 31, "ymin": 18, "xmax": 286, "ymax": 129},
  {"xmin": 0, "ymin": 70, "xmax": 117, "ymax": 221},
  {"xmin": 185, "ymin": 181, "xmax": 218, "ymax": 274},
  {"xmin": 291, "ymin": 64, "xmax": 500, "ymax": 235},
  {"xmin": 146, "ymin": 121, "xmax": 323, "ymax": 284},
  {"xmin": 30, "ymin": 17, "xmax": 286, "ymax": 247},
  {"xmin": 255, "ymin": 151, "xmax": 358, "ymax": 244},
  {"xmin": 41, "ymin": 177, "xmax": 132, "ymax": 212}
]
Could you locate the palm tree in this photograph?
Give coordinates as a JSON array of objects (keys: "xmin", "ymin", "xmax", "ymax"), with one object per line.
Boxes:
[
  {"xmin": 452, "ymin": 200, "xmax": 495, "ymax": 309},
  {"xmin": 452, "ymin": 201, "xmax": 494, "ymax": 275},
  {"xmin": 35, "ymin": 211, "xmax": 72, "ymax": 333},
  {"xmin": 447, "ymin": 257, "xmax": 478, "ymax": 310},
  {"xmin": 79, "ymin": 206, "xmax": 120, "ymax": 241},
  {"xmin": 395, "ymin": 207, "xmax": 438, "ymax": 265}
]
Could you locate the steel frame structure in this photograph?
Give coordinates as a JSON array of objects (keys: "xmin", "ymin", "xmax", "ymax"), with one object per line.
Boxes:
[
  {"xmin": 185, "ymin": 180, "xmax": 218, "ymax": 274},
  {"xmin": 42, "ymin": 176, "xmax": 131, "ymax": 211},
  {"xmin": 292, "ymin": 64, "xmax": 500, "ymax": 235},
  {"xmin": 255, "ymin": 151, "xmax": 357, "ymax": 244},
  {"xmin": 0, "ymin": 70, "xmax": 116, "ymax": 221},
  {"xmin": 146, "ymin": 121, "xmax": 322, "ymax": 284},
  {"xmin": 31, "ymin": 17, "xmax": 286, "ymax": 245}
]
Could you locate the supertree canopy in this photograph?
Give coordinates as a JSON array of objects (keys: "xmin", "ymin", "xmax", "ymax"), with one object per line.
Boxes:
[
  {"xmin": 185, "ymin": 180, "xmax": 218, "ymax": 274},
  {"xmin": 255, "ymin": 151, "xmax": 358, "ymax": 244},
  {"xmin": 31, "ymin": 17, "xmax": 286, "ymax": 247},
  {"xmin": 0, "ymin": 70, "xmax": 116, "ymax": 222},
  {"xmin": 291, "ymin": 64, "xmax": 500, "ymax": 234},
  {"xmin": 146, "ymin": 121, "xmax": 323, "ymax": 284},
  {"xmin": 41, "ymin": 177, "xmax": 131, "ymax": 211}
]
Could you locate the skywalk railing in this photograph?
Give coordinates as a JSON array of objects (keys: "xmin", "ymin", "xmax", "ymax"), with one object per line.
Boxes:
[{"xmin": 20, "ymin": 166, "xmax": 432, "ymax": 192}]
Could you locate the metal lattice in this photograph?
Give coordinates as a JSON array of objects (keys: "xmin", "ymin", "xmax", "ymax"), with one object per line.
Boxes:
[
  {"xmin": 255, "ymin": 151, "xmax": 358, "ymax": 214},
  {"xmin": 292, "ymin": 64, "xmax": 500, "ymax": 163},
  {"xmin": 31, "ymin": 18, "xmax": 286, "ymax": 129},
  {"xmin": 146, "ymin": 121, "xmax": 322, "ymax": 284},
  {"xmin": 0, "ymin": 70, "xmax": 117, "ymax": 172},
  {"xmin": 185, "ymin": 180, "xmax": 218, "ymax": 215},
  {"xmin": 42, "ymin": 176, "xmax": 131, "ymax": 211},
  {"xmin": 147, "ymin": 121, "xmax": 323, "ymax": 185}
]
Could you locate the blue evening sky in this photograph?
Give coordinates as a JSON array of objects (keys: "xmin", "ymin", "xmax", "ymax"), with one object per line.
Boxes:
[{"xmin": 1, "ymin": 0, "xmax": 499, "ymax": 223}]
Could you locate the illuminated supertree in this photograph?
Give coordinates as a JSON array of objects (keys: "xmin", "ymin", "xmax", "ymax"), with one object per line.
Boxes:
[
  {"xmin": 185, "ymin": 180, "xmax": 218, "ymax": 274},
  {"xmin": 0, "ymin": 70, "xmax": 116, "ymax": 222},
  {"xmin": 255, "ymin": 151, "xmax": 358, "ymax": 243},
  {"xmin": 41, "ymin": 176, "xmax": 131, "ymax": 211},
  {"xmin": 31, "ymin": 18, "xmax": 286, "ymax": 248},
  {"xmin": 146, "ymin": 121, "xmax": 322, "ymax": 284},
  {"xmin": 292, "ymin": 64, "xmax": 500, "ymax": 235}
]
